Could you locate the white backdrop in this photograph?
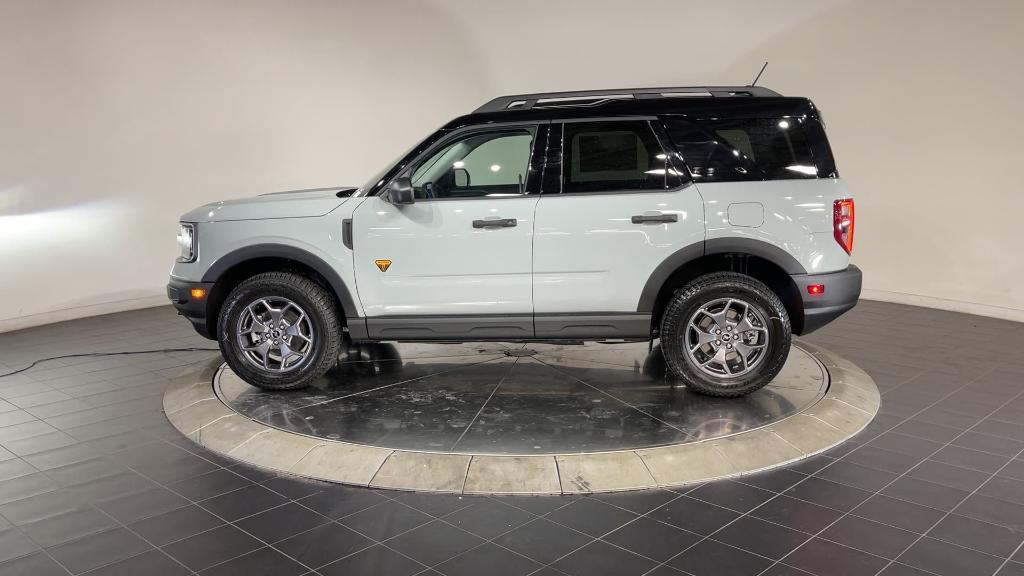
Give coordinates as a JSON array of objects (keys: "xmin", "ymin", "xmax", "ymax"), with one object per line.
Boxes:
[{"xmin": 2, "ymin": 0, "xmax": 1022, "ymax": 331}]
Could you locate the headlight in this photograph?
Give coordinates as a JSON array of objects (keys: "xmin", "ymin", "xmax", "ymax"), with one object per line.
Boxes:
[{"xmin": 177, "ymin": 223, "xmax": 196, "ymax": 262}]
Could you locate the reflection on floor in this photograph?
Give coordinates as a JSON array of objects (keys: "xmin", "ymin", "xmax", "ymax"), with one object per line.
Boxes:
[
  {"xmin": 222, "ymin": 342, "xmax": 825, "ymax": 454},
  {"xmin": 0, "ymin": 301, "xmax": 1022, "ymax": 576}
]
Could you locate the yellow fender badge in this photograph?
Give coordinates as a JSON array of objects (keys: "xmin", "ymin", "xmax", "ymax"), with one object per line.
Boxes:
[{"xmin": 374, "ymin": 259, "xmax": 392, "ymax": 272}]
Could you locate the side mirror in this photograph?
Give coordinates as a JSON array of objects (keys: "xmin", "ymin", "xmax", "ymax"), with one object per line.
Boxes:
[
  {"xmin": 453, "ymin": 168, "xmax": 470, "ymax": 188},
  {"xmin": 387, "ymin": 176, "xmax": 414, "ymax": 204}
]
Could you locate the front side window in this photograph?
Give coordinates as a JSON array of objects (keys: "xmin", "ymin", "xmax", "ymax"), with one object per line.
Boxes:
[
  {"xmin": 410, "ymin": 127, "xmax": 536, "ymax": 199},
  {"xmin": 561, "ymin": 121, "xmax": 679, "ymax": 193}
]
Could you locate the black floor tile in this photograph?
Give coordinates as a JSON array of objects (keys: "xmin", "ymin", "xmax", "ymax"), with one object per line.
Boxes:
[
  {"xmin": 688, "ymin": 480, "xmax": 775, "ymax": 513},
  {"xmin": 0, "ymin": 528, "xmax": 39, "ymax": 563},
  {"xmin": 434, "ymin": 542, "xmax": 540, "ymax": 576},
  {"xmin": 275, "ymin": 522, "xmax": 374, "ymax": 569},
  {"xmin": 165, "ymin": 468, "xmax": 252, "ymax": 501},
  {"xmin": 442, "ymin": 499, "xmax": 534, "ymax": 540},
  {"xmin": 298, "ymin": 488, "xmax": 389, "ymax": 519},
  {"xmin": 784, "ymin": 477, "xmax": 872, "ymax": 513},
  {"xmin": 86, "ymin": 549, "xmax": 188, "ymax": 576},
  {"xmin": 978, "ymin": 475, "xmax": 1024, "ymax": 507},
  {"xmin": 928, "ymin": 514, "xmax": 1024, "ymax": 558},
  {"xmin": 842, "ymin": 445, "xmax": 921, "ymax": 475},
  {"xmin": 954, "ymin": 432, "xmax": 1024, "ymax": 458},
  {"xmin": 820, "ymin": 515, "xmax": 918, "ymax": 559},
  {"xmin": 715, "ymin": 516, "xmax": 809, "ymax": 560},
  {"xmin": 898, "ymin": 537, "xmax": 1004, "ymax": 576},
  {"xmin": 752, "ymin": 495, "xmax": 844, "ymax": 534},
  {"xmin": 0, "ymin": 551, "xmax": 67, "ymax": 576},
  {"xmin": 881, "ymin": 476, "xmax": 970, "ymax": 511},
  {"xmin": 489, "ymin": 494, "xmax": 576, "ymax": 516},
  {"xmin": 234, "ymin": 501, "xmax": 331, "ymax": 544},
  {"xmin": 736, "ymin": 468, "xmax": 808, "ymax": 493},
  {"xmin": 907, "ymin": 460, "xmax": 990, "ymax": 492},
  {"xmin": 997, "ymin": 562, "xmax": 1024, "ymax": 576},
  {"xmin": 199, "ymin": 484, "xmax": 288, "ymax": 522},
  {"xmin": 931, "ymin": 445, "xmax": 1009, "ymax": 473},
  {"xmin": 815, "ymin": 460, "xmax": 899, "ymax": 492},
  {"xmin": 259, "ymin": 476, "xmax": 324, "ymax": 500},
  {"xmin": 493, "ymin": 517, "xmax": 591, "ymax": 564},
  {"xmin": 669, "ymin": 538, "xmax": 772, "ymax": 576},
  {"xmin": 954, "ymin": 494, "xmax": 1024, "ymax": 531},
  {"xmin": 603, "ymin": 516, "xmax": 698, "ymax": 562},
  {"xmin": 20, "ymin": 506, "xmax": 117, "ymax": 547},
  {"xmin": 552, "ymin": 539, "xmax": 658, "ymax": 576},
  {"xmin": 852, "ymin": 494, "xmax": 944, "ymax": 533},
  {"xmin": 387, "ymin": 520, "xmax": 485, "ymax": 567},
  {"xmin": 390, "ymin": 492, "xmax": 477, "ymax": 518},
  {"xmin": 544, "ymin": 497, "xmax": 636, "ymax": 537},
  {"xmin": 95, "ymin": 486, "xmax": 189, "ymax": 524},
  {"xmin": 649, "ymin": 495, "xmax": 739, "ymax": 536},
  {"xmin": 161, "ymin": 524, "xmax": 262, "ymax": 572},
  {"xmin": 877, "ymin": 563, "xmax": 936, "ymax": 576},
  {"xmin": 46, "ymin": 527, "xmax": 152, "ymax": 575},
  {"xmin": 892, "ymin": 420, "xmax": 963, "ymax": 443},
  {"xmin": 785, "ymin": 538, "xmax": 889, "ymax": 576},
  {"xmin": 593, "ymin": 489, "xmax": 679, "ymax": 514},
  {"xmin": 868, "ymin": 432, "xmax": 945, "ymax": 459},
  {"xmin": 318, "ymin": 544, "xmax": 423, "ymax": 576},
  {"xmin": 200, "ymin": 546, "xmax": 307, "ymax": 576},
  {"xmin": 129, "ymin": 505, "xmax": 224, "ymax": 547}
]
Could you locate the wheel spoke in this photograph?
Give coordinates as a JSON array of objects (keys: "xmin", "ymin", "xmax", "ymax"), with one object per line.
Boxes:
[
  {"xmin": 285, "ymin": 315, "xmax": 305, "ymax": 336},
  {"xmin": 708, "ymin": 299, "xmax": 733, "ymax": 326},
  {"xmin": 691, "ymin": 330, "xmax": 718, "ymax": 349},
  {"xmin": 684, "ymin": 296, "xmax": 771, "ymax": 380},
  {"xmin": 236, "ymin": 297, "xmax": 314, "ymax": 373}
]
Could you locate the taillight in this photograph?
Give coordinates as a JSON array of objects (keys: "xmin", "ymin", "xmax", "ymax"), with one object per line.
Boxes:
[{"xmin": 833, "ymin": 198, "xmax": 855, "ymax": 254}]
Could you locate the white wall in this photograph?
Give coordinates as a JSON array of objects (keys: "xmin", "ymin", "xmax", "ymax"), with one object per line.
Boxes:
[{"xmin": 2, "ymin": 0, "xmax": 1022, "ymax": 331}]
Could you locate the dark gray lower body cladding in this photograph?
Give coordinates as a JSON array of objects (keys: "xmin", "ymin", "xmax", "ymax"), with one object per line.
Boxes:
[{"xmin": 359, "ymin": 313, "xmax": 652, "ymax": 341}]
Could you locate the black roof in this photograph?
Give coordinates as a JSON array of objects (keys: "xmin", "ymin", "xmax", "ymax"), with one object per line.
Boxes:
[{"xmin": 442, "ymin": 85, "xmax": 817, "ymax": 130}]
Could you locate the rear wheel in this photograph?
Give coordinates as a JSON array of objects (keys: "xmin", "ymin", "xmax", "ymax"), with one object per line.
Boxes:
[
  {"xmin": 660, "ymin": 272, "xmax": 791, "ymax": 397},
  {"xmin": 218, "ymin": 272, "xmax": 342, "ymax": 390}
]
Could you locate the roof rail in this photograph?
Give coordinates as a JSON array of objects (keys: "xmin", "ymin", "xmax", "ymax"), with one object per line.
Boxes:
[{"xmin": 473, "ymin": 86, "xmax": 782, "ymax": 114}]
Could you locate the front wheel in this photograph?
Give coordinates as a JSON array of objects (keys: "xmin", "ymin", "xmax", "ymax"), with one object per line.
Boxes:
[
  {"xmin": 218, "ymin": 272, "xmax": 342, "ymax": 390},
  {"xmin": 660, "ymin": 272, "xmax": 791, "ymax": 398}
]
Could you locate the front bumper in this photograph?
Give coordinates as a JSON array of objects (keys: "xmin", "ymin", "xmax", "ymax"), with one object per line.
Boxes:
[
  {"xmin": 792, "ymin": 265, "xmax": 863, "ymax": 334},
  {"xmin": 167, "ymin": 277, "xmax": 216, "ymax": 339}
]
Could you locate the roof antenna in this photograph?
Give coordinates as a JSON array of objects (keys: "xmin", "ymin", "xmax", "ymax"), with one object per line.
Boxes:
[{"xmin": 749, "ymin": 61, "xmax": 768, "ymax": 86}]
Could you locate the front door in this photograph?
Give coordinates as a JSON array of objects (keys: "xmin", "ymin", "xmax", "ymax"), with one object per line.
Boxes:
[
  {"xmin": 532, "ymin": 119, "xmax": 705, "ymax": 338},
  {"xmin": 352, "ymin": 124, "xmax": 544, "ymax": 340}
]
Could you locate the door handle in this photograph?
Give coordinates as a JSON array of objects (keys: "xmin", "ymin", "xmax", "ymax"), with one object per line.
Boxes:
[
  {"xmin": 631, "ymin": 213, "xmax": 678, "ymax": 224},
  {"xmin": 473, "ymin": 218, "xmax": 517, "ymax": 229}
]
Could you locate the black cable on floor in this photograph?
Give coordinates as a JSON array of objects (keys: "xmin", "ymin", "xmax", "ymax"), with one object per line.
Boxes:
[{"xmin": 0, "ymin": 348, "xmax": 220, "ymax": 379}]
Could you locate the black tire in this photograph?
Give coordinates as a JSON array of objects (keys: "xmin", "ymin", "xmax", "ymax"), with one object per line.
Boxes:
[
  {"xmin": 659, "ymin": 272, "xmax": 791, "ymax": 398},
  {"xmin": 218, "ymin": 272, "xmax": 342, "ymax": 390}
]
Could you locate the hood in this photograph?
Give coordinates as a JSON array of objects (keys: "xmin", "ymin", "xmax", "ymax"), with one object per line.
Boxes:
[{"xmin": 180, "ymin": 186, "xmax": 357, "ymax": 223}]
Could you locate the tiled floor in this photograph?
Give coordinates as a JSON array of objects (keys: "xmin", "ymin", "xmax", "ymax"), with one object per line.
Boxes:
[{"xmin": 0, "ymin": 301, "xmax": 1021, "ymax": 575}]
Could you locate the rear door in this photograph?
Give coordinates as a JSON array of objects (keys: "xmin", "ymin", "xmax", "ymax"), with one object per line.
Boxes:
[
  {"xmin": 531, "ymin": 119, "xmax": 705, "ymax": 338},
  {"xmin": 352, "ymin": 123, "xmax": 546, "ymax": 340}
]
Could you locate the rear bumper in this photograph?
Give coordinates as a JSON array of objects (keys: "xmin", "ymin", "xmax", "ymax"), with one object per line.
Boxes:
[
  {"xmin": 167, "ymin": 277, "xmax": 216, "ymax": 339},
  {"xmin": 792, "ymin": 265, "xmax": 862, "ymax": 334}
]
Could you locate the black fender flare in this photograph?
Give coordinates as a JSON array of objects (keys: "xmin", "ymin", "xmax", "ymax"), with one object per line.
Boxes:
[
  {"xmin": 636, "ymin": 238, "xmax": 807, "ymax": 313},
  {"xmin": 201, "ymin": 244, "xmax": 359, "ymax": 319}
]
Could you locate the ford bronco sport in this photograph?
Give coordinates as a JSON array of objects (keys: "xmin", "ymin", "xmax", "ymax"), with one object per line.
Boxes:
[{"xmin": 168, "ymin": 86, "xmax": 861, "ymax": 397}]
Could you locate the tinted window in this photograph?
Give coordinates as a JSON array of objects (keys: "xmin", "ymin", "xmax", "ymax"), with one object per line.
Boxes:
[
  {"xmin": 562, "ymin": 121, "xmax": 679, "ymax": 193},
  {"xmin": 410, "ymin": 127, "xmax": 536, "ymax": 199},
  {"xmin": 664, "ymin": 117, "xmax": 834, "ymax": 182}
]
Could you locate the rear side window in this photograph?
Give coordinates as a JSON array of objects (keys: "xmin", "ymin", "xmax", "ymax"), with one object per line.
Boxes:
[
  {"xmin": 664, "ymin": 117, "xmax": 835, "ymax": 182},
  {"xmin": 561, "ymin": 121, "xmax": 681, "ymax": 193}
]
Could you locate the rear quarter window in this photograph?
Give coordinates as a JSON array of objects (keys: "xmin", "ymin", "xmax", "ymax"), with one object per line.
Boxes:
[{"xmin": 663, "ymin": 117, "xmax": 836, "ymax": 182}]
